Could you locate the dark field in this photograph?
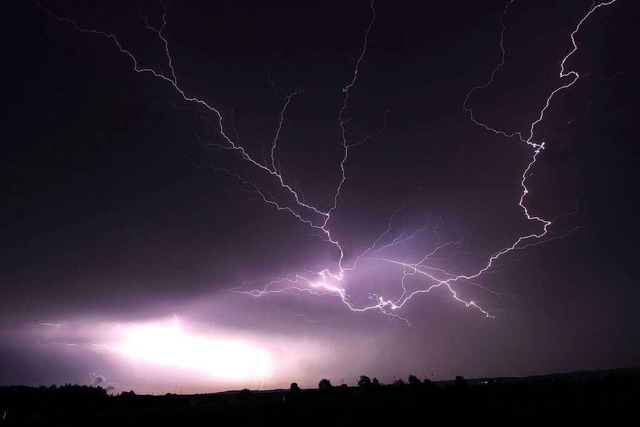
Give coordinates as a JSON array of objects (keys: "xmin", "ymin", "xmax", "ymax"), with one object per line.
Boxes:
[{"xmin": 1, "ymin": 368, "xmax": 638, "ymax": 425}]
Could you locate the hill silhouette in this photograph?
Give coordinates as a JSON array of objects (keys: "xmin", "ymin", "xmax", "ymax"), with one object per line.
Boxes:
[{"xmin": 1, "ymin": 368, "xmax": 638, "ymax": 424}]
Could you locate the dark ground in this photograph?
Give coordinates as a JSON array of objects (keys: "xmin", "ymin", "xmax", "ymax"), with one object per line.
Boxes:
[{"xmin": 1, "ymin": 368, "xmax": 638, "ymax": 425}]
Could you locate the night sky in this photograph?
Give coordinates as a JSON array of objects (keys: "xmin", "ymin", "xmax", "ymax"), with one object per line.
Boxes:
[{"xmin": 1, "ymin": 0, "xmax": 639, "ymax": 394}]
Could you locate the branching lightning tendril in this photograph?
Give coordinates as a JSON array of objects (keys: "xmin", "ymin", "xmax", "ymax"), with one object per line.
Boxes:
[{"xmin": 36, "ymin": 0, "xmax": 617, "ymax": 325}]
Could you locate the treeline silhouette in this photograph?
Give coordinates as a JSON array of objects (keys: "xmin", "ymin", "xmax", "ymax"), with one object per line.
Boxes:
[{"xmin": 1, "ymin": 369, "xmax": 638, "ymax": 425}]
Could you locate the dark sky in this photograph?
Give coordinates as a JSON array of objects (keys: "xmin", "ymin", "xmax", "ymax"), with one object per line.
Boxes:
[{"xmin": 1, "ymin": 0, "xmax": 638, "ymax": 393}]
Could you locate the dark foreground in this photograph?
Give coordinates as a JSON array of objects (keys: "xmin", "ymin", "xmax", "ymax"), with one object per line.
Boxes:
[{"xmin": 1, "ymin": 369, "xmax": 638, "ymax": 425}]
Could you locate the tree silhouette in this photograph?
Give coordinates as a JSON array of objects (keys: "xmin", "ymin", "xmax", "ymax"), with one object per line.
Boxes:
[
  {"xmin": 318, "ymin": 379, "xmax": 332, "ymax": 391},
  {"xmin": 408, "ymin": 375, "xmax": 421, "ymax": 387},
  {"xmin": 372, "ymin": 377, "xmax": 381, "ymax": 387},
  {"xmin": 289, "ymin": 382, "xmax": 301, "ymax": 399},
  {"xmin": 358, "ymin": 375, "xmax": 372, "ymax": 388}
]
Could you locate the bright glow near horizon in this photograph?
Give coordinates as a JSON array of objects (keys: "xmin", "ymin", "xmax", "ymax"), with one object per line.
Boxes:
[
  {"xmin": 116, "ymin": 319, "xmax": 272, "ymax": 381},
  {"xmin": 25, "ymin": 309, "xmax": 349, "ymax": 393}
]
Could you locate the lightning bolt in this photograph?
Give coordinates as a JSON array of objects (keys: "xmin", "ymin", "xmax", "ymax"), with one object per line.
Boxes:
[{"xmin": 35, "ymin": 0, "xmax": 617, "ymax": 324}]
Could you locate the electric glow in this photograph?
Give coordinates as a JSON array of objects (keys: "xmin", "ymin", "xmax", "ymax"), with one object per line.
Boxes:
[
  {"xmin": 34, "ymin": 0, "xmax": 618, "ymax": 325},
  {"xmin": 116, "ymin": 319, "xmax": 272, "ymax": 380}
]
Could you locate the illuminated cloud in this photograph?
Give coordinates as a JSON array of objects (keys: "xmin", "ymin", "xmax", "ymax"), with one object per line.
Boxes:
[{"xmin": 89, "ymin": 372, "xmax": 106, "ymax": 386}]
